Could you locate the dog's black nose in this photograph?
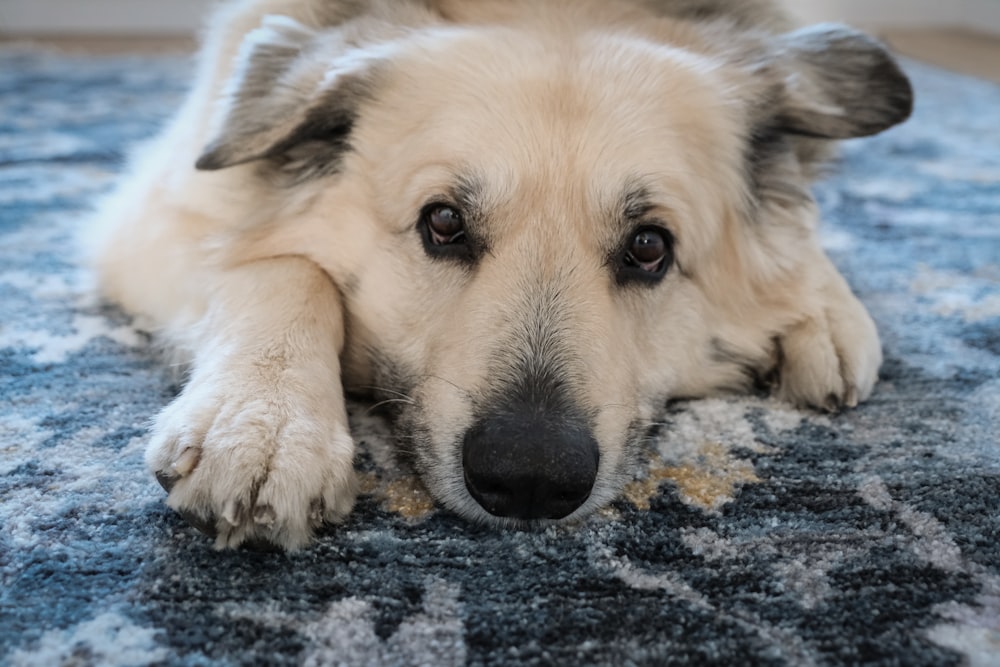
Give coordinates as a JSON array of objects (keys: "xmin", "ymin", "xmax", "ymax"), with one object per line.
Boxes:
[{"xmin": 462, "ymin": 411, "xmax": 599, "ymax": 520}]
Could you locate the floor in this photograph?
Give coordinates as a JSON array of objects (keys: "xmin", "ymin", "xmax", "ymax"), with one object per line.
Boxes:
[
  {"xmin": 0, "ymin": 35, "xmax": 196, "ymax": 55},
  {"xmin": 1, "ymin": 28, "xmax": 998, "ymax": 83}
]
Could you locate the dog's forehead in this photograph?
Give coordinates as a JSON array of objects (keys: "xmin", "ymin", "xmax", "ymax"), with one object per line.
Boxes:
[
  {"xmin": 378, "ymin": 27, "xmax": 734, "ymax": 154},
  {"xmin": 358, "ymin": 26, "xmax": 743, "ymax": 240}
]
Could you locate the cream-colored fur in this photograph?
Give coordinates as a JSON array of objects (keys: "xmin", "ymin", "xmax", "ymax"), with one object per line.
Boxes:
[{"xmin": 85, "ymin": 0, "xmax": 909, "ymax": 549}]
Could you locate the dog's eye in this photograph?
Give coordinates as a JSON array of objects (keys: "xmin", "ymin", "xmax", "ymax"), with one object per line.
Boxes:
[
  {"xmin": 424, "ymin": 205, "xmax": 465, "ymax": 246},
  {"xmin": 618, "ymin": 226, "xmax": 673, "ymax": 285},
  {"xmin": 420, "ymin": 203, "xmax": 476, "ymax": 262}
]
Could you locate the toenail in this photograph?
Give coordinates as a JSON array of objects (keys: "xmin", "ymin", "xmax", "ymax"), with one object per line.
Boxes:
[
  {"xmin": 177, "ymin": 509, "xmax": 218, "ymax": 538},
  {"xmin": 155, "ymin": 470, "xmax": 179, "ymax": 493}
]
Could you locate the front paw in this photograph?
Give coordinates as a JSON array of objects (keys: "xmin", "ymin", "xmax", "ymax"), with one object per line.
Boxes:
[
  {"xmin": 147, "ymin": 376, "xmax": 357, "ymax": 550},
  {"xmin": 777, "ymin": 287, "xmax": 882, "ymax": 412}
]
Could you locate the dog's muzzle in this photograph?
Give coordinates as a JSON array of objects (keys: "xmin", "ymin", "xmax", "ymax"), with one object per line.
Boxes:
[{"xmin": 462, "ymin": 408, "xmax": 599, "ymax": 521}]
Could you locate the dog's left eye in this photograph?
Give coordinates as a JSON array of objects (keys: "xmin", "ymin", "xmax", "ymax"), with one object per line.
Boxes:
[
  {"xmin": 618, "ymin": 226, "xmax": 673, "ymax": 284},
  {"xmin": 423, "ymin": 204, "xmax": 465, "ymax": 246}
]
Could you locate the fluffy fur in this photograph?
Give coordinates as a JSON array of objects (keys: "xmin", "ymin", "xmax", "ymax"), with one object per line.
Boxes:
[{"xmin": 85, "ymin": 0, "xmax": 913, "ymax": 549}]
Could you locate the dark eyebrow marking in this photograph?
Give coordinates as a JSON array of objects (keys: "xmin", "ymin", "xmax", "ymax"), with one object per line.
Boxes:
[
  {"xmin": 609, "ymin": 179, "xmax": 694, "ymax": 279},
  {"xmin": 621, "ymin": 184, "xmax": 656, "ymax": 223},
  {"xmin": 441, "ymin": 170, "xmax": 492, "ymax": 259},
  {"xmin": 451, "ymin": 172, "xmax": 486, "ymax": 218},
  {"xmin": 605, "ymin": 181, "xmax": 657, "ymax": 268}
]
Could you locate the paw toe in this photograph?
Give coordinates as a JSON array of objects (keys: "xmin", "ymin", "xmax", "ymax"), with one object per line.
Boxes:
[
  {"xmin": 172, "ymin": 447, "xmax": 201, "ymax": 476},
  {"xmin": 221, "ymin": 500, "xmax": 247, "ymax": 528},
  {"xmin": 150, "ymin": 444, "xmax": 201, "ymax": 494},
  {"xmin": 844, "ymin": 384, "xmax": 860, "ymax": 409},
  {"xmin": 253, "ymin": 504, "xmax": 277, "ymax": 527}
]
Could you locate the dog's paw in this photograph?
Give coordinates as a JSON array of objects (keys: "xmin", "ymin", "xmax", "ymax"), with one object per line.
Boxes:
[
  {"xmin": 777, "ymin": 287, "xmax": 882, "ymax": 413},
  {"xmin": 147, "ymin": 375, "xmax": 357, "ymax": 550}
]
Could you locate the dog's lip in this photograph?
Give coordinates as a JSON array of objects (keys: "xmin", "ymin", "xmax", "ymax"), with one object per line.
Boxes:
[{"xmin": 466, "ymin": 501, "xmax": 597, "ymax": 530}]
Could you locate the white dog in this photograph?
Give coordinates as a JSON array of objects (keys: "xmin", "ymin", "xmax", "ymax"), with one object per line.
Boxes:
[{"xmin": 86, "ymin": 0, "xmax": 912, "ymax": 549}]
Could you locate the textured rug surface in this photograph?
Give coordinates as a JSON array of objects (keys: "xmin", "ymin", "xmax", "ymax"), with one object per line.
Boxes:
[{"xmin": 1, "ymin": 47, "xmax": 999, "ymax": 667}]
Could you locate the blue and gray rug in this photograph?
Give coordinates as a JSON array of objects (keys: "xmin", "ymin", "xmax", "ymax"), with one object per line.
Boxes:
[{"xmin": 1, "ymin": 46, "xmax": 998, "ymax": 666}]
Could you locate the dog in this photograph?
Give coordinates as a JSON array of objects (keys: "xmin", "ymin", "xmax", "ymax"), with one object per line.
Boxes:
[{"xmin": 85, "ymin": 0, "xmax": 912, "ymax": 549}]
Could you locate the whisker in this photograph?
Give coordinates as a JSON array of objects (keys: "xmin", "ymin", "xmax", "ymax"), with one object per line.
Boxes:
[
  {"xmin": 382, "ymin": 444, "xmax": 419, "ymax": 457},
  {"xmin": 354, "ymin": 385, "xmax": 416, "ymax": 402},
  {"xmin": 419, "ymin": 374, "xmax": 474, "ymax": 399},
  {"xmin": 364, "ymin": 398, "xmax": 414, "ymax": 415}
]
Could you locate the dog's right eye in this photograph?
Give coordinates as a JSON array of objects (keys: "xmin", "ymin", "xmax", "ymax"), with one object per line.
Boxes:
[
  {"xmin": 616, "ymin": 226, "xmax": 673, "ymax": 286},
  {"xmin": 419, "ymin": 203, "xmax": 473, "ymax": 261}
]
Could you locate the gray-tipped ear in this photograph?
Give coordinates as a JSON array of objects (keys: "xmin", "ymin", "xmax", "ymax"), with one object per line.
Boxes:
[
  {"xmin": 195, "ymin": 15, "xmax": 383, "ymax": 178},
  {"xmin": 771, "ymin": 24, "xmax": 914, "ymax": 139}
]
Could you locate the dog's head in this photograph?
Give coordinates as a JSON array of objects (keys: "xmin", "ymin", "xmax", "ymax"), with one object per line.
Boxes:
[{"xmin": 197, "ymin": 5, "xmax": 912, "ymax": 524}]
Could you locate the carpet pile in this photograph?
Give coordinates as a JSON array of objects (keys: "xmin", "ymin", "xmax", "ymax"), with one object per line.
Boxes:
[{"xmin": 1, "ymin": 48, "xmax": 998, "ymax": 666}]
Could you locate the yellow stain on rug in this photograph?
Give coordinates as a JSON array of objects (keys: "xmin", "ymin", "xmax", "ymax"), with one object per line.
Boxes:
[
  {"xmin": 624, "ymin": 441, "xmax": 760, "ymax": 512},
  {"xmin": 359, "ymin": 473, "xmax": 437, "ymax": 520}
]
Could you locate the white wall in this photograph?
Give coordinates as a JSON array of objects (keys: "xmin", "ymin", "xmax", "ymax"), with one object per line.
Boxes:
[
  {"xmin": 2, "ymin": 0, "xmax": 999, "ymax": 35},
  {"xmin": 0, "ymin": 0, "xmax": 211, "ymax": 34},
  {"xmin": 789, "ymin": 0, "xmax": 1000, "ymax": 30}
]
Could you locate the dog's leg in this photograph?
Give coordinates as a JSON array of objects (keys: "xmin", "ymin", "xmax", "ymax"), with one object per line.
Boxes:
[
  {"xmin": 148, "ymin": 256, "xmax": 357, "ymax": 550},
  {"xmin": 776, "ymin": 254, "xmax": 882, "ymax": 412}
]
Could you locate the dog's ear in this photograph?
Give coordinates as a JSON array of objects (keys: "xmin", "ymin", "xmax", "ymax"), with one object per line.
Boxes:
[
  {"xmin": 764, "ymin": 24, "xmax": 913, "ymax": 139},
  {"xmin": 195, "ymin": 15, "xmax": 398, "ymax": 178}
]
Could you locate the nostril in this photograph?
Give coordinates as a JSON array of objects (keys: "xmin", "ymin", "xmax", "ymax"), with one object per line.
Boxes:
[
  {"xmin": 463, "ymin": 468, "xmax": 521, "ymax": 518},
  {"xmin": 462, "ymin": 411, "xmax": 599, "ymax": 521},
  {"xmin": 462, "ymin": 468, "xmax": 508, "ymax": 503}
]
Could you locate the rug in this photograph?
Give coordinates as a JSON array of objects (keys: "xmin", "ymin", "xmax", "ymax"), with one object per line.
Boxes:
[{"xmin": 1, "ymin": 45, "xmax": 998, "ymax": 667}]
